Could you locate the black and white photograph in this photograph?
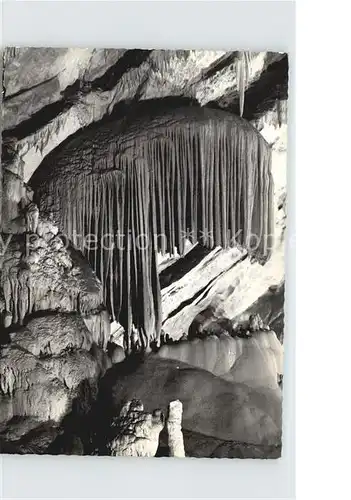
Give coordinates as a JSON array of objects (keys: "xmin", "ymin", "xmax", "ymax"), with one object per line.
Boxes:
[{"xmin": 0, "ymin": 47, "xmax": 288, "ymax": 459}]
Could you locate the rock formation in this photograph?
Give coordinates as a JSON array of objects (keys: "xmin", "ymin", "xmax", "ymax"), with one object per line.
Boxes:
[
  {"xmin": 156, "ymin": 328, "xmax": 283, "ymax": 391},
  {"xmin": 167, "ymin": 400, "xmax": 185, "ymax": 458},
  {"xmin": 107, "ymin": 399, "xmax": 165, "ymax": 457},
  {"xmin": 1, "ymin": 48, "xmax": 287, "ymax": 457},
  {"xmin": 102, "ymin": 356, "xmax": 282, "ymax": 448},
  {"xmin": 30, "ymin": 107, "xmax": 274, "ymax": 352},
  {"xmin": 105, "ymin": 398, "xmax": 185, "ymax": 458},
  {"xmin": 2, "ymin": 49, "xmax": 287, "ymax": 345},
  {"xmin": 0, "ymin": 310, "xmax": 111, "ymax": 442},
  {"xmin": 0, "ymin": 198, "xmax": 111, "ymax": 445},
  {"xmin": 0, "ymin": 212, "xmax": 108, "ymax": 339}
]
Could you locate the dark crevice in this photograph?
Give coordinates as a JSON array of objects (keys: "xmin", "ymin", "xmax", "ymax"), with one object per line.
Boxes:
[
  {"xmin": 163, "ymin": 279, "xmax": 216, "ymax": 322},
  {"xmin": 159, "ymin": 244, "xmax": 212, "ymax": 289},
  {"xmin": 89, "ymin": 49, "xmax": 152, "ymax": 92},
  {"xmin": 2, "ymin": 51, "xmax": 288, "ymax": 148},
  {"xmin": 196, "ymin": 51, "xmax": 238, "ymax": 81},
  {"xmin": 3, "ymin": 73, "xmax": 61, "ymax": 102},
  {"xmin": 107, "ymin": 95, "xmax": 200, "ymax": 123},
  {"xmin": 163, "ymin": 253, "xmax": 248, "ymax": 321},
  {"xmin": 2, "ymin": 49, "xmax": 153, "ymax": 144},
  {"xmin": 2, "ymin": 99, "xmax": 75, "ymax": 142}
]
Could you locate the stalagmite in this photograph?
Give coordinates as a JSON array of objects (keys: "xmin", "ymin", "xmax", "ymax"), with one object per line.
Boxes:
[
  {"xmin": 107, "ymin": 400, "xmax": 165, "ymax": 457},
  {"xmin": 32, "ymin": 107, "xmax": 274, "ymax": 352},
  {"xmin": 167, "ymin": 400, "xmax": 185, "ymax": 457},
  {"xmin": 25, "ymin": 202, "xmax": 39, "ymax": 233},
  {"xmin": 3, "ymin": 311, "xmax": 13, "ymax": 329}
]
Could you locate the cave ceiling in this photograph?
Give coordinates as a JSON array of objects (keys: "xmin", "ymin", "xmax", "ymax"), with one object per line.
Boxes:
[{"xmin": 2, "ymin": 48, "xmax": 288, "ymax": 181}]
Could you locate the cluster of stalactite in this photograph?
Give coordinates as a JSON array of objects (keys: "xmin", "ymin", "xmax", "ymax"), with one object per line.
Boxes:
[
  {"xmin": 32, "ymin": 109, "xmax": 274, "ymax": 352},
  {"xmin": 0, "ymin": 221, "xmax": 107, "ymax": 342}
]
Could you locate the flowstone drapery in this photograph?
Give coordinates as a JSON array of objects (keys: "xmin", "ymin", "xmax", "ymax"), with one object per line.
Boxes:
[{"xmin": 32, "ymin": 107, "xmax": 274, "ymax": 352}]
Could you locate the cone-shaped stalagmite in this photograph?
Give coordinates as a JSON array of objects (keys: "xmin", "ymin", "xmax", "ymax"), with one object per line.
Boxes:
[{"xmin": 31, "ymin": 107, "xmax": 274, "ymax": 352}]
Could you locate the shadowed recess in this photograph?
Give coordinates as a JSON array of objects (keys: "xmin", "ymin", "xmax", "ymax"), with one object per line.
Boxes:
[{"xmin": 30, "ymin": 107, "xmax": 274, "ymax": 352}]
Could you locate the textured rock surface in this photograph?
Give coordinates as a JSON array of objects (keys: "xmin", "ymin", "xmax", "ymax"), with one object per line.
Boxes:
[
  {"xmin": 167, "ymin": 400, "xmax": 185, "ymax": 457},
  {"xmin": 101, "ymin": 356, "xmax": 282, "ymax": 447},
  {"xmin": 156, "ymin": 330, "xmax": 283, "ymax": 390},
  {"xmin": 3, "ymin": 48, "xmax": 125, "ymax": 131},
  {"xmin": 159, "ymin": 108, "xmax": 286, "ymax": 339},
  {"xmin": 107, "ymin": 399, "xmax": 164, "ymax": 457},
  {"xmin": 0, "ymin": 209, "xmax": 111, "ymax": 446},
  {"xmin": 0, "ymin": 313, "xmax": 109, "ymax": 434},
  {"xmin": 2, "ymin": 49, "xmax": 287, "ymax": 345},
  {"xmin": 178, "ymin": 429, "xmax": 281, "ymax": 459},
  {"xmin": 9, "ymin": 313, "xmax": 94, "ymax": 356},
  {"xmin": 2, "ymin": 50, "xmax": 286, "ymax": 182},
  {"xmin": 30, "ymin": 106, "xmax": 275, "ymax": 351},
  {"xmin": 235, "ymin": 283, "xmax": 285, "ymax": 342},
  {"xmin": 1, "ymin": 48, "xmax": 288, "ymax": 457},
  {"xmin": 0, "ymin": 214, "xmax": 108, "ymax": 345}
]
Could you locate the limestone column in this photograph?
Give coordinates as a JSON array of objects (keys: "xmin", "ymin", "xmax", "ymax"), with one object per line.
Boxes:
[{"xmin": 167, "ymin": 399, "xmax": 185, "ymax": 457}]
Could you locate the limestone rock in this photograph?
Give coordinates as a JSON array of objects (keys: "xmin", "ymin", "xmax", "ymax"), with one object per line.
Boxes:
[
  {"xmin": 89, "ymin": 343, "xmax": 112, "ymax": 374},
  {"xmin": 179, "ymin": 428, "xmax": 281, "ymax": 459},
  {"xmin": 167, "ymin": 400, "xmax": 185, "ymax": 457},
  {"xmin": 3, "ymin": 47, "xmax": 125, "ymax": 130},
  {"xmin": 105, "ymin": 357, "xmax": 282, "ymax": 446},
  {"xmin": 0, "ymin": 416, "xmax": 44, "ymax": 442},
  {"xmin": 25, "ymin": 202, "xmax": 39, "ymax": 233},
  {"xmin": 83, "ymin": 310, "xmax": 110, "ymax": 350},
  {"xmin": 2, "ymin": 49, "xmax": 286, "ymax": 352},
  {"xmin": 9, "ymin": 313, "xmax": 94, "ymax": 356},
  {"xmin": 234, "ymin": 283, "xmax": 285, "ymax": 343},
  {"xmin": 41, "ymin": 350, "xmax": 101, "ymax": 391},
  {"xmin": 156, "ymin": 330, "xmax": 283, "ymax": 391},
  {"xmin": 157, "ymin": 333, "xmax": 237, "ymax": 377},
  {"xmin": 0, "ymin": 312, "xmax": 110, "ymax": 445},
  {"xmin": 0, "ymin": 219, "xmax": 108, "ymax": 347},
  {"xmin": 1, "ymin": 169, "xmax": 27, "ymax": 233},
  {"xmin": 107, "ymin": 342, "xmax": 126, "ymax": 365},
  {"xmin": 0, "ymin": 49, "xmax": 288, "ymax": 457},
  {"xmin": 0, "ymin": 344, "xmax": 59, "ymax": 395}
]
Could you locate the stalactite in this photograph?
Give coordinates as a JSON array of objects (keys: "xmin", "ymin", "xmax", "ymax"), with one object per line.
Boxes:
[
  {"xmin": 33, "ymin": 108, "xmax": 274, "ymax": 353},
  {"xmin": 9, "ymin": 268, "xmax": 19, "ymax": 325}
]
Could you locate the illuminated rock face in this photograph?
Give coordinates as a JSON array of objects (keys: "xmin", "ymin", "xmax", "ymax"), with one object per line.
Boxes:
[
  {"xmin": 167, "ymin": 400, "xmax": 185, "ymax": 457},
  {"xmin": 0, "ymin": 213, "xmax": 111, "ymax": 443},
  {"xmin": 106, "ymin": 398, "xmax": 185, "ymax": 457},
  {"xmin": 107, "ymin": 357, "xmax": 282, "ymax": 447},
  {"xmin": 107, "ymin": 400, "xmax": 165, "ymax": 457},
  {"xmin": 0, "ymin": 215, "xmax": 108, "ymax": 345},
  {"xmin": 0, "ymin": 314, "xmax": 110, "ymax": 428},
  {"xmin": 2, "ymin": 49, "xmax": 287, "ymax": 355},
  {"xmin": 157, "ymin": 330, "xmax": 283, "ymax": 391}
]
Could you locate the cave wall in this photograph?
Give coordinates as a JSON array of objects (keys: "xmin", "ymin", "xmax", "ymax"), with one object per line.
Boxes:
[
  {"xmin": 0, "ymin": 49, "xmax": 288, "ymax": 451},
  {"xmin": 2, "ymin": 47, "xmax": 288, "ymax": 335},
  {"xmin": 2, "ymin": 48, "xmax": 287, "ymax": 342},
  {"xmin": 2, "ymin": 49, "xmax": 287, "ymax": 182}
]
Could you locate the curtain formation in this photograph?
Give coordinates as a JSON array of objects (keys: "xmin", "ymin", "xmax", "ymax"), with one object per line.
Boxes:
[{"xmin": 33, "ymin": 108, "xmax": 274, "ymax": 352}]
